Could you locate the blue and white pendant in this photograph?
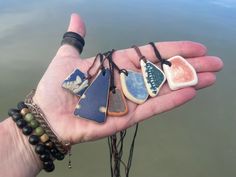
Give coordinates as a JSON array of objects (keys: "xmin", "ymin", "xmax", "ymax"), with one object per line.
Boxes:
[
  {"xmin": 120, "ymin": 70, "xmax": 148, "ymax": 104},
  {"xmin": 74, "ymin": 69, "xmax": 111, "ymax": 123},
  {"xmin": 62, "ymin": 69, "xmax": 89, "ymax": 97},
  {"xmin": 140, "ymin": 60, "xmax": 166, "ymax": 97}
]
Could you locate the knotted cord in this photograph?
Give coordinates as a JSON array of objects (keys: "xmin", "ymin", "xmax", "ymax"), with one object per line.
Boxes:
[
  {"xmin": 149, "ymin": 42, "xmax": 172, "ymax": 69},
  {"xmin": 106, "ymin": 49, "xmax": 139, "ymax": 177}
]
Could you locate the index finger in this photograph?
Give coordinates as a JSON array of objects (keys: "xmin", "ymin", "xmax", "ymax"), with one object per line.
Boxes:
[{"xmin": 115, "ymin": 41, "xmax": 207, "ymax": 68}]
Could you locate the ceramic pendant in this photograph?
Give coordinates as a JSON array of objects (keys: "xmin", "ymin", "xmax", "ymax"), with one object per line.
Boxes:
[
  {"xmin": 163, "ymin": 56, "xmax": 198, "ymax": 90},
  {"xmin": 62, "ymin": 69, "xmax": 89, "ymax": 96},
  {"xmin": 120, "ymin": 70, "xmax": 148, "ymax": 104},
  {"xmin": 74, "ymin": 69, "xmax": 111, "ymax": 123},
  {"xmin": 108, "ymin": 88, "xmax": 128, "ymax": 116},
  {"xmin": 140, "ymin": 60, "xmax": 166, "ymax": 97}
]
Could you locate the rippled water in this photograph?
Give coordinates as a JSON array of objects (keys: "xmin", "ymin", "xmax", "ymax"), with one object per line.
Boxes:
[{"xmin": 0, "ymin": 0, "xmax": 235, "ymax": 177}]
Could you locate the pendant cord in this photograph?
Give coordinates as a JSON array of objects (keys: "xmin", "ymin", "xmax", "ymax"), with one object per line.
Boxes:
[
  {"xmin": 132, "ymin": 45, "xmax": 147, "ymax": 62},
  {"xmin": 86, "ymin": 51, "xmax": 113, "ymax": 80},
  {"xmin": 106, "ymin": 50, "xmax": 128, "ymax": 76},
  {"xmin": 125, "ymin": 124, "xmax": 139, "ymax": 177},
  {"xmin": 108, "ymin": 136, "xmax": 114, "ymax": 177},
  {"xmin": 106, "ymin": 49, "xmax": 128, "ymax": 93},
  {"xmin": 107, "ymin": 49, "xmax": 116, "ymax": 93},
  {"xmin": 87, "ymin": 53, "xmax": 103, "ymax": 79},
  {"xmin": 149, "ymin": 42, "xmax": 172, "ymax": 69},
  {"xmin": 104, "ymin": 49, "xmax": 139, "ymax": 177},
  {"xmin": 107, "ymin": 125, "xmax": 139, "ymax": 177},
  {"xmin": 108, "ymin": 132, "xmax": 126, "ymax": 177}
]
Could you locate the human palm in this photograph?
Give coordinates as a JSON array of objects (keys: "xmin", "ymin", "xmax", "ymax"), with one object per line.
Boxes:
[{"xmin": 33, "ymin": 14, "xmax": 223, "ymax": 145}]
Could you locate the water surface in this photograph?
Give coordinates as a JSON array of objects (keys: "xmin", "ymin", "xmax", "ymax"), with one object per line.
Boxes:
[{"xmin": 0, "ymin": 0, "xmax": 235, "ymax": 177}]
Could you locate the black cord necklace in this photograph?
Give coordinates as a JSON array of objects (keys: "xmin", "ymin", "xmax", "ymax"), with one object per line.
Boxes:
[
  {"xmin": 108, "ymin": 124, "xmax": 139, "ymax": 177},
  {"xmin": 106, "ymin": 50, "xmax": 139, "ymax": 177}
]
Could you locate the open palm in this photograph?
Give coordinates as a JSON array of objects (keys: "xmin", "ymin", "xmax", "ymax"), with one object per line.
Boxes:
[{"xmin": 33, "ymin": 14, "xmax": 223, "ymax": 145}]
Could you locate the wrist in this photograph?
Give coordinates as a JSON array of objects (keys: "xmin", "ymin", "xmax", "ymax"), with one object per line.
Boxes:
[
  {"xmin": 32, "ymin": 90, "xmax": 76, "ymax": 144},
  {"xmin": 0, "ymin": 118, "xmax": 42, "ymax": 177}
]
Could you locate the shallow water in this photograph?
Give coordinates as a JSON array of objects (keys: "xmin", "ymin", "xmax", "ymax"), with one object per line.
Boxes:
[{"xmin": 0, "ymin": 0, "xmax": 235, "ymax": 177}]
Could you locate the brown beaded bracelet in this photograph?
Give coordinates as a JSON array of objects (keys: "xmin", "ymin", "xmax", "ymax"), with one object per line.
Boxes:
[{"xmin": 24, "ymin": 89, "xmax": 71, "ymax": 155}]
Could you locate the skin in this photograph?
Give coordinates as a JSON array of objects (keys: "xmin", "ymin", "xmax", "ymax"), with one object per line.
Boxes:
[{"xmin": 0, "ymin": 13, "xmax": 223, "ymax": 177}]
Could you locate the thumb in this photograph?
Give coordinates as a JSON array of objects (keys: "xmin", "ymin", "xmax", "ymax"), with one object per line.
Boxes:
[{"xmin": 57, "ymin": 13, "xmax": 86, "ymax": 58}]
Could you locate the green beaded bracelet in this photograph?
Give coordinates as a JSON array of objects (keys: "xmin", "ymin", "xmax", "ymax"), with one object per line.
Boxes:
[
  {"xmin": 24, "ymin": 113, "xmax": 34, "ymax": 122},
  {"xmin": 35, "ymin": 127, "xmax": 45, "ymax": 136}
]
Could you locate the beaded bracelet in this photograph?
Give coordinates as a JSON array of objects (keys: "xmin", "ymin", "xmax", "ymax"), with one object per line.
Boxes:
[
  {"xmin": 9, "ymin": 103, "xmax": 55, "ymax": 172},
  {"xmin": 8, "ymin": 90, "xmax": 71, "ymax": 172}
]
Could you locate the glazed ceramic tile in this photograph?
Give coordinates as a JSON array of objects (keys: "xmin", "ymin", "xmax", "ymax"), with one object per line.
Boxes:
[
  {"xmin": 108, "ymin": 88, "xmax": 128, "ymax": 116},
  {"xmin": 120, "ymin": 70, "xmax": 148, "ymax": 104},
  {"xmin": 62, "ymin": 69, "xmax": 88, "ymax": 96},
  {"xmin": 140, "ymin": 60, "xmax": 166, "ymax": 97},
  {"xmin": 74, "ymin": 69, "xmax": 111, "ymax": 123},
  {"xmin": 163, "ymin": 56, "xmax": 198, "ymax": 90}
]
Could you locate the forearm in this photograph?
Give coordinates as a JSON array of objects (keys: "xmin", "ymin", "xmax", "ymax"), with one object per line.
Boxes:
[{"xmin": 0, "ymin": 118, "xmax": 42, "ymax": 177}]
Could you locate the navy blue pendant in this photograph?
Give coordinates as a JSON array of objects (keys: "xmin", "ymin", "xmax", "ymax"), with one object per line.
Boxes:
[
  {"xmin": 74, "ymin": 69, "xmax": 111, "ymax": 123},
  {"xmin": 120, "ymin": 70, "xmax": 148, "ymax": 104},
  {"xmin": 62, "ymin": 69, "xmax": 88, "ymax": 96},
  {"xmin": 140, "ymin": 60, "xmax": 166, "ymax": 97}
]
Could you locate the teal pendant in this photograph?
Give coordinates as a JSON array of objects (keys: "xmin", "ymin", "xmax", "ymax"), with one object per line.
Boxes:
[
  {"xmin": 140, "ymin": 60, "xmax": 166, "ymax": 97},
  {"xmin": 74, "ymin": 69, "xmax": 111, "ymax": 123},
  {"xmin": 120, "ymin": 70, "xmax": 148, "ymax": 104},
  {"xmin": 62, "ymin": 69, "xmax": 88, "ymax": 97}
]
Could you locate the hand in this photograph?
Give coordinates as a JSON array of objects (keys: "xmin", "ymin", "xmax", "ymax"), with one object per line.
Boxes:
[{"xmin": 33, "ymin": 13, "xmax": 223, "ymax": 145}]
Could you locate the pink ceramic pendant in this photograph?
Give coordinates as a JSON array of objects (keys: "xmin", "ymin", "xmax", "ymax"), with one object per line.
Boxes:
[{"xmin": 163, "ymin": 56, "xmax": 198, "ymax": 90}]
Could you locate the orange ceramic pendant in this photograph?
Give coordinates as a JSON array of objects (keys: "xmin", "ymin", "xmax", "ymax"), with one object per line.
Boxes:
[
  {"xmin": 108, "ymin": 88, "xmax": 128, "ymax": 116},
  {"xmin": 163, "ymin": 56, "xmax": 198, "ymax": 90}
]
